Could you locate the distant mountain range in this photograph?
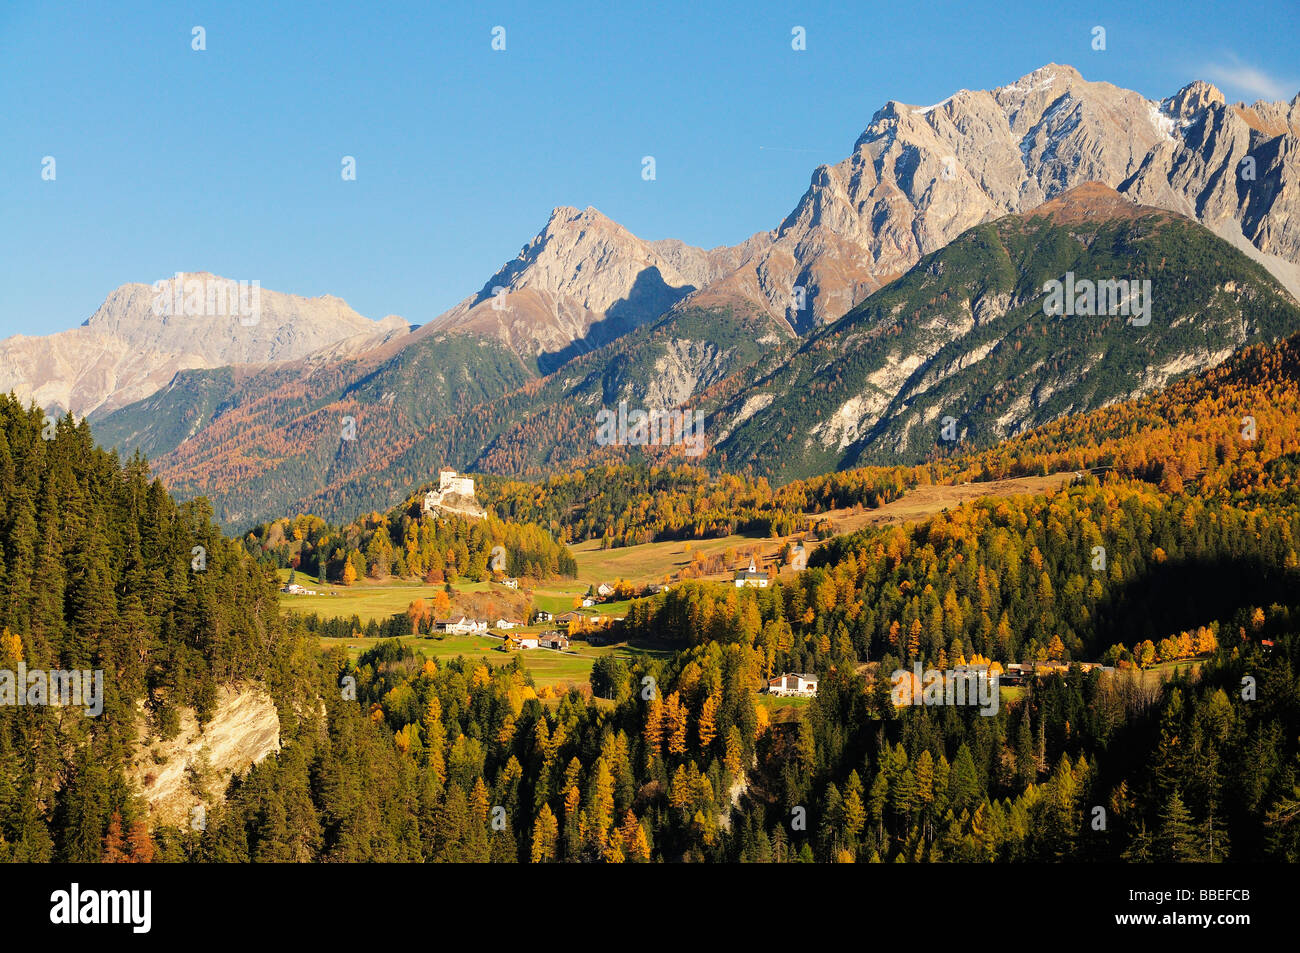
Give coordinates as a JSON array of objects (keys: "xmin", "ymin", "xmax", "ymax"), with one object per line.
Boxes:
[
  {"xmin": 419, "ymin": 61, "xmax": 1300, "ymax": 361},
  {"xmin": 0, "ymin": 273, "xmax": 410, "ymax": 417},
  {"xmin": 10, "ymin": 63, "xmax": 1300, "ymax": 528}
]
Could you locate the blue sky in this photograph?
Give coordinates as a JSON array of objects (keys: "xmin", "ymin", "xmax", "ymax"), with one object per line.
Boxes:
[{"xmin": 1, "ymin": 0, "xmax": 1296, "ymax": 338}]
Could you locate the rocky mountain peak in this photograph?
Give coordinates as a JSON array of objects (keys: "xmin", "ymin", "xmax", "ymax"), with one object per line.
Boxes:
[{"xmin": 1162, "ymin": 80, "xmax": 1227, "ymax": 122}]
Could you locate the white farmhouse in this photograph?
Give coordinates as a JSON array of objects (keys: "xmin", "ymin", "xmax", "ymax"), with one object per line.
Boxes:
[
  {"xmin": 766, "ymin": 673, "xmax": 818, "ymax": 697},
  {"xmin": 434, "ymin": 616, "xmax": 483, "ymax": 636}
]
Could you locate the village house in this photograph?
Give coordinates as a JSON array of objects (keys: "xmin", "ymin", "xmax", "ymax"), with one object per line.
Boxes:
[
  {"xmin": 596, "ymin": 583, "xmax": 615, "ymax": 598},
  {"xmin": 434, "ymin": 617, "xmax": 486, "ymax": 635},
  {"xmin": 509, "ymin": 634, "xmax": 539, "ymax": 650},
  {"xmin": 581, "ymin": 597, "xmax": 596, "ymax": 607},
  {"xmin": 766, "ymin": 673, "xmax": 818, "ymax": 697},
  {"xmin": 950, "ymin": 664, "xmax": 998, "ymax": 692},
  {"xmin": 734, "ymin": 557, "xmax": 768, "ymax": 588},
  {"xmin": 1001, "ymin": 663, "xmax": 1026, "ymax": 685},
  {"xmin": 500, "ymin": 578, "xmax": 519, "ymax": 589},
  {"xmin": 281, "ymin": 582, "xmax": 318, "ymax": 596},
  {"xmin": 494, "ymin": 618, "xmax": 524, "ymax": 630},
  {"xmin": 556, "ymin": 611, "xmax": 582, "ymax": 627},
  {"xmin": 1001, "ymin": 660, "xmax": 1114, "ymax": 683},
  {"xmin": 534, "ymin": 610, "xmax": 554, "ymax": 623},
  {"xmin": 538, "ymin": 631, "xmax": 569, "ymax": 650}
]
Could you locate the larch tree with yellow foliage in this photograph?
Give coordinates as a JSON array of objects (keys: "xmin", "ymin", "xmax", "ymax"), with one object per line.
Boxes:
[{"xmin": 530, "ymin": 804, "xmax": 558, "ymax": 862}]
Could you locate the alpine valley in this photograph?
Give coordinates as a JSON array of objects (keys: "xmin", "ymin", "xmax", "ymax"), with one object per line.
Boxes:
[{"xmin": 6, "ymin": 55, "xmax": 1300, "ymax": 870}]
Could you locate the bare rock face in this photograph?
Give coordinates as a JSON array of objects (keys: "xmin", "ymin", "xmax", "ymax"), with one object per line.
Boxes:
[
  {"xmin": 128, "ymin": 686, "xmax": 281, "ymax": 828},
  {"xmin": 719, "ymin": 64, "xmax": 1300, "ymax": 328},
  {"xmin": 0, "ymin": 273, "xmax": 410, "ymax": 417},
  {"xmin": 422, "ymin": 204, "xmax": 791, "ymax": 365},
  {"xmin": 423, "ymin": 206, "xmax": 760, "ymax": 365}
]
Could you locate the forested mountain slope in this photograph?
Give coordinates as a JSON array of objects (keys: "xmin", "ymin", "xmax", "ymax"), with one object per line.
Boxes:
[{"xmin": 712, "ymin": 184, "xmax": 1300, "ymax": 481}]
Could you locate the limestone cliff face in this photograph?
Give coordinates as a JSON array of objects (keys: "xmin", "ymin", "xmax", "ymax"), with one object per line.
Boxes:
[
  {"xmin": 0, "ymin": 273, "xmax": 410, "ymax": 417},
  {"xmin": 128, "ymin": 686, "xmax": 281, "ymax": 827}
]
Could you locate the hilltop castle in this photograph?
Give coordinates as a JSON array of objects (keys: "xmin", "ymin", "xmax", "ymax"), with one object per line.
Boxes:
[
  {"xmin": 437, "ymin": 467, "xmax": 474, "ymax": 497},
  {"xmin": 423, "ymin": 468, "xmax": 485, "ymax": 519}
]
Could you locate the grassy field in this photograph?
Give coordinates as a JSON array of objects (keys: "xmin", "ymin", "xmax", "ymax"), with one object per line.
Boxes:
[
  {"xmin": 819, "ymin": 473, "xmax": 1075, "ymax": 536},
  {"xmin": 277, "ymin": 568, "xmax": 550, "ymax": 624},
  {"xmin": 570, "ymin": 534, "xmax": 768, "ymax": 588},
  {"xmin": 1137, "ymin": 657, "xmax": 1204, "ymax": 688},
  {"xmin": 755, "ymin": 693, "xmax": 812, "ymax": 711},
  {"xmin": 756, "ymin": 693, "xmax": 812, "ymax": 724},
  {"xmin": 278, "ymin": 567, "xmax": 634, "ymax": 629}
]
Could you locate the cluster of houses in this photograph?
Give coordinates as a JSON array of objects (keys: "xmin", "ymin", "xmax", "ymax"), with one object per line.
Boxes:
[
  {"xmin": 434, "ymin": 616, "xmax": 525, "ymax": 635},
  {"xmin": 573, "ymin": 582, "xmax": 619, "ymax": 607},
  {"xmin": 429, "ymin": 613, "xmax": 573, "ymax": 653},
  {"xmin": 762, "ymin": 657, "xmax": 1118, "ymax": 700},
  {"xmin": 506, "ymin": 631, "xmax": 571, "ymax": 651},
  {"xmin": 281, "ymin": 582, "xmax": 319, "ymax": 596},
  {"xmin": 419, "ymin": 570, "xmax": 640, "ymax": 657},
  {"xmin": 534, "ymin": 607, "xmax": 625, "ymax": 628},
  {"xmin": 998, "ymin": 660, "xmax": 1116, "ymax": 684}
]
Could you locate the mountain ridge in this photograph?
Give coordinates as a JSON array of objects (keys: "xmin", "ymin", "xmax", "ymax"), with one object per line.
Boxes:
[
  {"xmin": 419, "ymin": 61, "xmax": 1300, "ymax": 364},
  {"xmin": 0, "ymin": 272, "xmax": 411, "ymax": 417},
  {"xmin": 91, "ymin": 182, "xmax": 1300, "ymax": 529}
]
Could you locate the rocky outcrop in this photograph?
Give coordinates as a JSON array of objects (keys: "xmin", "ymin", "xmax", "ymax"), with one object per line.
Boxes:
[
  {"xmin": 128, "ymin": 686, "xmax": 281, "ymax": 827},
  {"xmin": 424, "ymin": 207, "xmax": 718, "ymax": 365}
]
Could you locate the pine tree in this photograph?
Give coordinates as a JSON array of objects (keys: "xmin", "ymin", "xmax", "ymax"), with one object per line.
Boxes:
[{"xmin": 1156, "ymin": 791, "xmax": 1203, "ymax": 862}]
